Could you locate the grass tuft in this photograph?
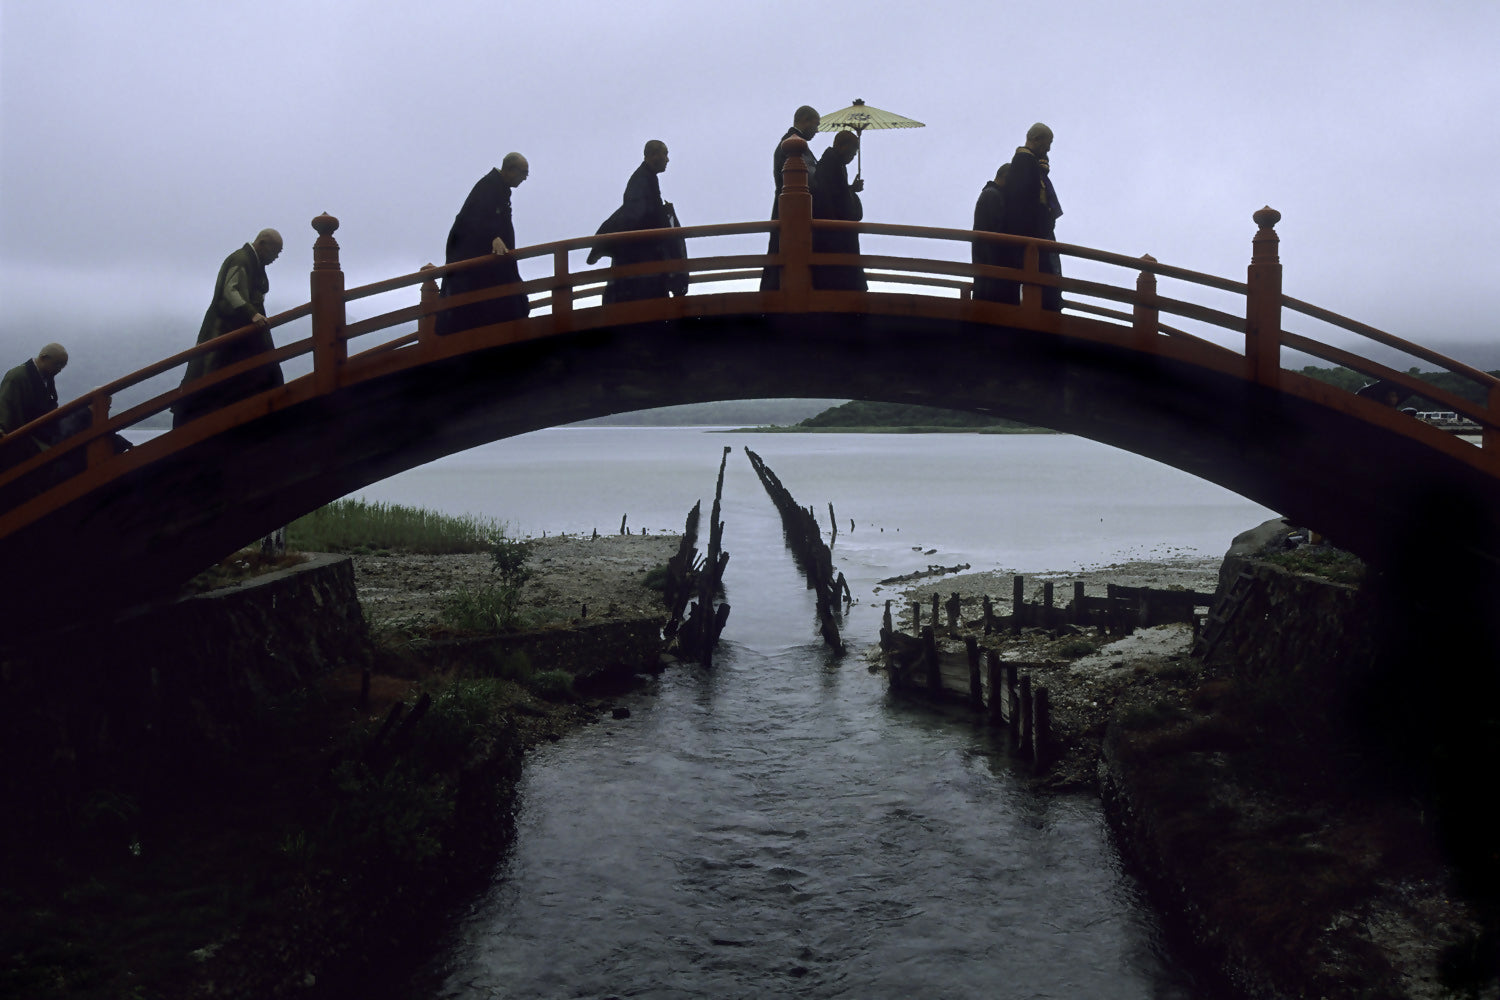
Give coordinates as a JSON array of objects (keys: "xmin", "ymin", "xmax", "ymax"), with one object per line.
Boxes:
[{"xmin": 286, "ymin": 498, "xmax": 509, "ymax": 554}]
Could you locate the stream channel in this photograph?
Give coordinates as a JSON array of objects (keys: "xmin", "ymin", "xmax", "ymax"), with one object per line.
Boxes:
[{"xmin": 354, "ymin": 427, "xmax": 1274, "ymax": 998}]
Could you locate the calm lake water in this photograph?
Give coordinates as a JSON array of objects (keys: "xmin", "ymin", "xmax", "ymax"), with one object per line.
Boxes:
[{"xmin": 353, "ymin": 428, "xmax": 1273, "ymax": 999}]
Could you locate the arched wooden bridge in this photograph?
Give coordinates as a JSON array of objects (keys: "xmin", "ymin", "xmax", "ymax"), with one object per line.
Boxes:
[{"xmin": 3, "ymin": 142, "xmax": 1499, "ymax": 631}]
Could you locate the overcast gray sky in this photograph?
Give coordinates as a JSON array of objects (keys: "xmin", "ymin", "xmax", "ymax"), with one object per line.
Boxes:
[{"xmin": 3, "ymin": 0, "xmax": 1498, "ymax": 398}]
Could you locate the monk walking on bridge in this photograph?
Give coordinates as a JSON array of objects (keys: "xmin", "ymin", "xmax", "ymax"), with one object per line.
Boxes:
[
  {"xmin": 0, "ymin": 342, "xmax": 67, "ymax": 468},
  {"xmin": 437, "ymin": 152, "xmax": 531, "ymax": 335},
  {"xmin": 590, "ymin": 140, "xmax": 686, "ymax": 303},
  {"xmin": 172, "ymin": 229, "xmax": 285, "ymax": 428},
  {"xmin": 760, "ymin": 104, "xmax": 822, "ymax": 291},
  {"xmin": 997, "ymin": 123, "xmax": 1063, "ymax": 311},
  {"xmin": 810, "ymin": 130, "xmax": 866, "ymax": 291}
]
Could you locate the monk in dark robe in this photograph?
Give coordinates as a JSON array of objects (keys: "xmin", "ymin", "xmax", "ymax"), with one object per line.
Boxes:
[
  {"xmin": 172, "ymin": 229, "xmax": 284, "ymax": 428},
  {"xmin": 437, "ymin": 152, "xmax": 530, "ymax": 335},
  {"xmin": 810, "ymin": 130, "xmax": 866, "ymax": 291},
  {"xmin": 591, "ymin": 140, "xmax": 684, "ymax": 303},
  {"xmin": 998, "ymin": 122, "xmax": 1063, "ymax": 311},
  {"xmin": 0, "ymin": 342, "xmax": 66, "ymax": 470},
  {"xmin": 971, "ymin": 164, "xmax": 1013, "ymax": 303},
  {"xmin": 760, "ymin": 104, "xmax": 821, "ymax": 291}
]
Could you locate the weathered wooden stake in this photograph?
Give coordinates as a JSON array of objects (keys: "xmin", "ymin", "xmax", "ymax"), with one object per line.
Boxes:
[
  {"xmin": 986, "ymin": 650, "xmax": 1004, "ymax": 724},
  {"xmin": 922, "ymin": 626, "xmax": 941, "ymax": 691},
  {"xmin": 982, "ymin": 594, "xmax": 994, "ymax": 634},
  {"xmin": 966, "ymin": 636, "xmax": 982, "ymax": 707},
  {"xmin": 1043, "ymin": 581, "xmax": 1054, "ymax": 630},
  {"xmin": 1074, "ymin": 581, "xmax": 1086, "ymax": 625},
  {"xmin": 1018, "ymin": 675, "xmax": 1033, "ymax": 755},
  {"xmin": 1033, "ymin": 686, "xmax": 1052, "ymax": 768},
  {"xmin": 1012, "ymin": 575, "xmax": 1024, "ymax": 632},
  {"xmin": 946, "ymin": 592, "xmax": 960, "ymax": 629},
  {"xmin": 931, "ymin": 592, "xmax": 940, "ymax": 631},
  {"xmin": 1005, "ymin": 660, "xmax": 1019, "ymax": 727}
]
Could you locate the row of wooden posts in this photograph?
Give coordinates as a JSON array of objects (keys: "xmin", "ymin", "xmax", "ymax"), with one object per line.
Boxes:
[
  {"xmin": 883, "ymin": 624, "xmax": 1054, "ymax": 769},
  {"xmin": 744, "ymin": 447, "xmax": 850, "ymax": 655},
  {"xmin": 898, "ymin": 575, "xmax": 1213, "ymax": 638},
  {"xmin": 877, "ymin": 576, "xmax": 1215, "ymax": 769}
]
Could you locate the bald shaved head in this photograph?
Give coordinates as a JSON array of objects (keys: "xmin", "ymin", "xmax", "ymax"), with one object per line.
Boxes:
[
  {"xmin": 36, "ymin": 342, "xmax": 68, "ymax": 376},
  {"xmin": 500, "ymin": 152, "xmax": 530, "ymax": 187}
]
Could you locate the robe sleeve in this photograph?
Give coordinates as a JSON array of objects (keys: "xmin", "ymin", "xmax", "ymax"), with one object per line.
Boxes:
[{"xmin": 219, "ymin": 262, "xmax": 255, "ymax": 324}]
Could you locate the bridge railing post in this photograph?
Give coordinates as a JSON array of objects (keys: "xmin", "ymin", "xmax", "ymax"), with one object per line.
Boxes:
[
  {"xmin": 777, "ymin": 137, "xmax": 813, "ymax": 303},
  {"xmin": 1245, "ymin": 206, "xmax": 1282, "ymax": 387},
  {"xmin": 1133, "ymin": 254, "xmax": 1159, "ymax": 350},
  {"xmin": 552, "ymin": 247, "xmax": 573, "ymax": 328},
  {"xmin": 85, "ymin": 392, "xmax": 112, "ymax": 469},
  {"xmin": 310, "ymin": 213, "xmax": 346, "ymax": 394},
  {"xmin": 417, "ymin": 264, "xmax": 438, "ymax": 345},
  {"xmin": 1487, "ymin": 382, "xmax": 1500, "ymax": 456},
  {"xmin": 1020, "ymin": 241, "xmax": 1043, "ymax": 317}
]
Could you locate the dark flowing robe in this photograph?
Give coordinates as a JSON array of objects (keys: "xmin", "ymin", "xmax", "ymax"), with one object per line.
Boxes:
[
  {"xmin": 971, "ymin": 179, "xmax": 1012, "ymax": 303},
  {"xmin": 760, "ymin": 125, "xmax": 819, "ymax": 291},
  {"xmin": 437, "ymin": 168, "xmax": 529, "ymax": 335},
  {"xmin": 172, "ymin": 243, "xmax": 284, "ymax": 427},
  {"xmin": 997, "ymin": 146, "xmax": 1064, "ymax": 310},
  {"xmin": 810, "ymin": 146, "xmax": 866, "ymax": 291},
  {"xmin": 595, "ymin": 161, "xmax": 682, "ymax": 303},
  {"xmin": 0, "ymin": 358, "xmax": 59, "ymax": 468}
]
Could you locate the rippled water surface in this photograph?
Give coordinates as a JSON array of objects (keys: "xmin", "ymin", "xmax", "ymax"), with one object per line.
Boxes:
[{"xmin": 371, "ymin": 429, "xmax": 1269, "ymax": 998}]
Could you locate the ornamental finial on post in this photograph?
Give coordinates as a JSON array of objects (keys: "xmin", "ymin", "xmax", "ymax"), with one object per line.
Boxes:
[
  {"xmin": 1252, "ymin": 206, "xmax": 1281, "ymax": 264},
  {"xmin": 312, "ymin": 213, "xmax": 341, "ymax": 271},
  {"xmin": 779, "ymin": 136, "xmax": 810, "ymax": 196}
]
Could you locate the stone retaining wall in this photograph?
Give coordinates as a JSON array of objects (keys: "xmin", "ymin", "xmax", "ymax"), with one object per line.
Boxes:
[
  {"xmin": 401, "ymin": 616, "xmax": 668, "ymax": 687},
  {"xmin": 1, "ymin": 553, "xmax": 371, "ymax": 806},
  {"xmin": 1210, "ymin": 555, "xmax": 1377, "ymax": 733}
]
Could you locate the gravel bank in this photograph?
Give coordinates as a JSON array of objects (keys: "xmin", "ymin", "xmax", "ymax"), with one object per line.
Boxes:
[{"xmin": 351, "ymin": 533, "xmax": 681, "ymax": 629}]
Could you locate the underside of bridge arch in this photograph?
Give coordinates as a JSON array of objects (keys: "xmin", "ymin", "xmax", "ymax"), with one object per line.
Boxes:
[{"xmin": 7, "ymin": 310, "xmax": 1500, "ymax": 631}]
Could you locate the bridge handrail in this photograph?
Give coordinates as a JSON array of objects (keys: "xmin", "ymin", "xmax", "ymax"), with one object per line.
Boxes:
[
  {"xmin": 1, "ymin": 301, "xmax": 313, "ymax": 438},
  {"xmin": 6, "ymin": 178, "xmax": 1499, "ymax": 509}
]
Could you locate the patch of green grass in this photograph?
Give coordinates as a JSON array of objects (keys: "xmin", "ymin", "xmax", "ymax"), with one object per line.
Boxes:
[
  {"xmin": 439, "ymin": 584, "xmax": 524, "ymax": 633},
  {"xmin": 531, "ymin": 670, "xmax": 575, "ymax": 701},
  {"xmin": 1263, "ymin": 546, "xmax": 1365, "ymax": 585},
  {"xmin": 286, "ymin": 498, "xmax": 510, "ymax": 554}
]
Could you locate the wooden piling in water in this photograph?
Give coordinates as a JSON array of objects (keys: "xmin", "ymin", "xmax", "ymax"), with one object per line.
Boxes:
[
  {"xmin": 986, "ymin": 650, "xmax": 1003, "ymax": 724},
  {"xmin": 1005, "ymin": 660, "xmax": 1018, "ymax": 727},
  {"xmin": 966, "ymin": 636, "xmax": 983, "ymax": 707},
  {"xmin": 922, "ymin": 627, "xmax": 940, "ymax": 691},
  {"xmin": 1017, "ymin": 675, "xmax": 1033, "ymax": 755},
  {"xmin": 744, "ymin": 447, "xmax": 845, "ymax": 655},
  {"xmin": 1033, "ymin": 686, "xmax": 1051, "ymax": 768}
]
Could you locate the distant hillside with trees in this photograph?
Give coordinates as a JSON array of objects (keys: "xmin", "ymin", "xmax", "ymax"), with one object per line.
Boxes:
[
  {"xmin": 1296, "ymin": 365, "xmax": 1499, "ymax": 410},
  {"xmin": 789, "ymin": 400, "xmax": 1041, "ymax": 433},
  {"xmin": 572, "ymin": 399, "xmax": 845, "ymax": 427}
]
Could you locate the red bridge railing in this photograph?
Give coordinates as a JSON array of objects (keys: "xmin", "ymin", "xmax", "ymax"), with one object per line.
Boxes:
[{"xmin": 4, "ymin": 137, "xmax": 1498, "ymax": 537}]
